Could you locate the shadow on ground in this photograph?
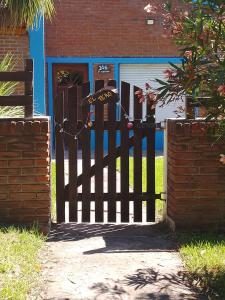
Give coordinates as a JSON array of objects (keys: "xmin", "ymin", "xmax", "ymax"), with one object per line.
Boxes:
[
  {"xmin": 48, "ymin": 222, "xmax": 176, "ymax": 253},
  {"xmin": 87, "ymin": 267, "xmax": 206, "ymax": 300}
]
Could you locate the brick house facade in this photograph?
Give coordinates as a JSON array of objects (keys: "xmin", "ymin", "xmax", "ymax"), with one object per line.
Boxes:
[
  {"xmin": 0, "ymin": 1, "xmax": 185, "ymax": 150},
  {"xmin": 45, "ymin": 0, "xmax": 184, "ymax": 150},
  {"xmin": 46, "ymin": 0, "xmax": 178, "ymax": 57}
]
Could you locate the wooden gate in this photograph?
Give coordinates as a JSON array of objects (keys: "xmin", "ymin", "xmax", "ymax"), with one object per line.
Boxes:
[{"xmin": 54, "ymin": 80, "xmax": 160, "ymax": 223}]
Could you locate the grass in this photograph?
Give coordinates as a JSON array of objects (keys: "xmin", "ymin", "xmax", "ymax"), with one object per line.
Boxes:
[
  {"xmin": 178, "ymin": 233, "xmax": 225, "ymax": 299},
  {"xmin": 51, "ymin": 157, "xmax": 164, "ymax": 221},
  {"xmin": 116, "ymin": 157, "xmax": 163, "ymax": 193},
  {"xmin": 116, "ymin": 157, "xmax": 164, "ymax": 217},
  {"xmin": 0, "ymin": 226, "xmax": 45, "ymax": 300}
]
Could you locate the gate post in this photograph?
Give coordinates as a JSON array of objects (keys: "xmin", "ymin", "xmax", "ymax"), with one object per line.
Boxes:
[
  {"xmin": 163, "ymin": 120, "xmax": 168, "ymax": 222},
  {"xmin": 166, "ymin": 119, "xmax": 225, "ymax": 231},
  {"xmin": 0, "ymin": 117, "xmax": 51, "ymax": 234}
]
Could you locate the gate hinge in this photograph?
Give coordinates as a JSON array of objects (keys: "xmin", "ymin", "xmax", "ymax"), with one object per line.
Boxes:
[{"xmin": 155, "ymin": 192, "xmax": 167, "ymax": 201}]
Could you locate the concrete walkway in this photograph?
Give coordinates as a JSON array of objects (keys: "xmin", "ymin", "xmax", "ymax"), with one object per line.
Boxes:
[{"xmin": 40, "ymin": 223, "xmax": 205, "ymax": 300}]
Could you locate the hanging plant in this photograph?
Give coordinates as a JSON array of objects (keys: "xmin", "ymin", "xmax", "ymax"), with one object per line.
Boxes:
[{"xmin": 57, "ymin": 71, "xmax": 84, "ymax": 87}]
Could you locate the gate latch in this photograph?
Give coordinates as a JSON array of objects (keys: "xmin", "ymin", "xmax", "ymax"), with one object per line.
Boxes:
[{"xmin": 155, "ymin": 192, "xmax": 167, "ymax": 201}]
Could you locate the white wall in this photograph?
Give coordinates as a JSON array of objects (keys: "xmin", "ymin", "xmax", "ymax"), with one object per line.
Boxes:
[{"xmin": 120, "ymin": 64, "xmax": 185, "ymax": 123}]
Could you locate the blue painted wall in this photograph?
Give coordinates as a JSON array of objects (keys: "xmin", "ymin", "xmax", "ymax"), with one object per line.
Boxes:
[{"xmin": 29, "ymin": 15, "xmax": 45, "ymax": 115}]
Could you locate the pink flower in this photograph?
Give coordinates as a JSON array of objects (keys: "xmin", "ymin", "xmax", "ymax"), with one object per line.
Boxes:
[
  {"xmin": 184, "ymin": 50, "xmax": 193, "ymax": 60},
  {"xmin": 163, "ymin": 13, "xmax": 173, "ymax": 22},
  {"xmin": 218, "ymin": 85, "xmax": 225, "ymax": 97},
  {"xmin": 171, "ymin": 23, "xmax": 183, "ymax": 35},
  {"xmin": 219, "ymin": 154, "xmax": 225, "ymax": 165},
  {"xmin": 164, "ymin": 69, "xmax": 176, "ymax": 79},
  {"xmin": 139, "ymin": 96, "xmax": 145, "ymax": 103}
]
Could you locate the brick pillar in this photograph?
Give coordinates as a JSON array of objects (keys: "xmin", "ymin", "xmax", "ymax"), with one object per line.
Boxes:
[
  {"xmin": 166, "ymin": 120, "xmax": 225, "ymax": 231},
  {"xmin": 0, "ymin": 117, "xmax": 51, "ymax": 233}
]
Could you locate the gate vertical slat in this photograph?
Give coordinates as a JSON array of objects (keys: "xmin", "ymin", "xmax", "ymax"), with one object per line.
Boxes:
[
  {"xmin": 95, "ymin": 80, "xmax": 105, "ymax": 222},
  {"xmin": 63, "ymin": 87, "xmax": 69, "ymax": 120},
  {"xmin": 133, "ymin": 86, "xmax": 143, "ymax": 222},
  {"xmin": 120, "ymin": 81, "xmax": 130, "ymax": 222},
  {"xmin": 63, "ymin": 88, "xmax": 69, "ymax": 146},
  {"xmin": 146, "ymin": 103, "xmax": 156, "ymax": 222},
  {"xmin": 68, "ymin": 86, "xmax": 78, "ymax": 222},
  {"xmin": 81, "ymin": 82, "xmax": 91, "ymax": 222},
  {"xmin": 107, "ymin": 80, "xmax": 117, "ymax": 222},
  {"xmin": 54, "ymin": 89, "xmax": 65, "ymax": 223},
  {"xmin": 24, "ymin": 59, "xmax": 33, "ymax": 118}
]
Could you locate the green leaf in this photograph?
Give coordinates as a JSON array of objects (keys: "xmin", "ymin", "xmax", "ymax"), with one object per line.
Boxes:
[
  {"xmin": 155, "ymin": 78, "xmax": 169, "ymax": 86},
  {"xmin": 157, "ymin": 88, "xmax": 169, "ymax": 100},
  {"xmin": 169, "ymin": 62, "xmax": 183, "ymax": 71},
  {"xmin": 0, "ymin": 0, "xmax": 55, "ymax": 30}
]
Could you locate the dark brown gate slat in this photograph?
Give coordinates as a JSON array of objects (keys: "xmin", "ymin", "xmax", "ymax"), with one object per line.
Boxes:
[
  {"xmin": 54, "ymin": 89, "xmax": 65, "ymax": 223},
  {"xmin": 95, "ymin": 80, "xmax": 105, "ymax": 222},
  {"xmin": 81, "ymin": 82, "xmax": 91, "ymax": 222},
  {"xmin": 68, "ymin": 86, "xmax": 78, "ymax": 222},
  {"xmin": 120, "ymin": 81, "xmax": 130, "ymax": 222},
  {"xmin": 146, "ymin": 102, "xmax": 156, "ymax": 222},
  {"xmin": 24, "ymin": 59, "xmax": 33, "ymax": 118},
  {"xmin": 63, "ymin": 88, "xmax": 69, "ymax": 120},
  {"xmin": 133, "ymin": 86, "xmax": 143, "ymax": 222},
  {"xmin": 107, "ymin": 80, "xmax": 117, "ymax": 222},
  {"xmin": 63, "ymin": 88, "xmax": 70, "ymax": 147}
]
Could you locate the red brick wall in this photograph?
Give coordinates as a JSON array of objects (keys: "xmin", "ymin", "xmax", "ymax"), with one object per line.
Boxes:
[
  {"xmin": 0, "ymin": 118, "xmax": 51, "ymax": 233},
  {"xmin": 167, "ymin": 120, "xmax": 225, "ymax": 230},
  {"xmin": 0, "ymin": 33, "xmax": 29, "ymax": 94},
  {"xmin": 0, "ymin": 33, "xmax": 29, "ymax": 70},
  {"xmin": 46, "ymin": 0, "xmax": 179, "ymax": 57}
]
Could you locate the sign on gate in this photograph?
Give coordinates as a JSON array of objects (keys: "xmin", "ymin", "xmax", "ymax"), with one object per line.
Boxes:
[{"xmin": 82, "ymin": 87, "xmax": 119, "ymax": 106}]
